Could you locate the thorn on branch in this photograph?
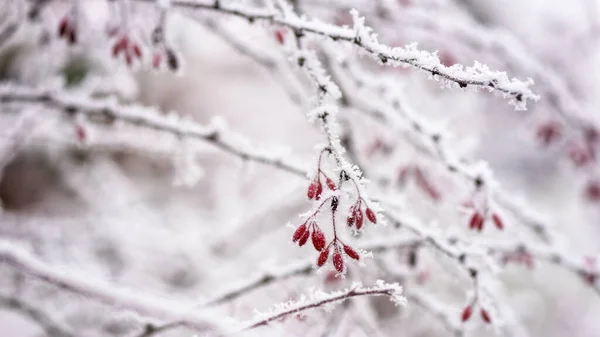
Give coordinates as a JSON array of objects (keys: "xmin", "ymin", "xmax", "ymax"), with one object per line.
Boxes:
[
  {"xmin": 379, "ymin": 54, "xmax": 388, "ymax": 63},
  {"xmin": 297, "ymin": 57, "xmax": 305, "ymax": 67},
  {"xmin": 458, "ymin": 81, "xmax": 468, "ymax": 89}
]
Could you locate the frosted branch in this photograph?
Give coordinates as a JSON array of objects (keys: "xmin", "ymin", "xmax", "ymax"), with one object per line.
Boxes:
[
  {"xmin": 0, "ymin": 295, "xmax": 77, "ymax": 337},
  {"xmin": 240, "ymin": 280, "xmax": 405, "ymax": 330},
  {"xmin": 0, "ymin": 240, "xmax": 229, "ymax": 334},
  {"xmin": 134, "ymin": 0, "xmax": 538, "ymax": 109}
]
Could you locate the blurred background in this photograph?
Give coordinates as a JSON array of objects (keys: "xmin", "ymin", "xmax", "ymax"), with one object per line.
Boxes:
[{"xmin": 1, "ymin": 0, "xmax": 600, "ymax": 336}]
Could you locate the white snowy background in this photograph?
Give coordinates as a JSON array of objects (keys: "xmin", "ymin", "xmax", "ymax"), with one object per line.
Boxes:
[{"xmin": 0, "ymin": 0, "xmax": 599, "ymax": 336}]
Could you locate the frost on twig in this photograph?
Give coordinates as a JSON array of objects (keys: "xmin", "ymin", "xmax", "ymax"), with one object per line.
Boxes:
[
  {"xmin": 0, "ymin": 240, "xmax": 230, "ymax": 334},
  {"xmin": 240, "ymin": 280, "xmax": 405, "ymax": 330},
  {"xmin": 134, "ymin": 0, "xmax": 538, "ymax": 109},
  {"xmin": 0, "ymin": 295, "xmax": 77, "ymax": 337}
]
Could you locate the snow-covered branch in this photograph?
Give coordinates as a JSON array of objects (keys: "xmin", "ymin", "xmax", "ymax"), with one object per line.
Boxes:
[
  {"xmin": 240, "ymin": 280, "xmax": 405, "ymax": 330},
  {"xmin": 0, "ymin": 83, "xmax": 308, "ymax": 177},
  {"xmin": 0, "ymin": 240, "xmax": 229, "ymax": 334},
  {"xmin": 134, "ymin": 0, "xmax": 538, "ymax": 110},
  {"xmin": 0, "ymin": 295, "xmax": 77, "ymax": 337}
]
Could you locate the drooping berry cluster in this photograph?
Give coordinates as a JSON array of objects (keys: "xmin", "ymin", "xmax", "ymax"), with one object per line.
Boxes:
[
  {"xmin": 292, "ymin": 148, "xmax": 379, "ymax": 273},
  {"xmin": 58, "ymin": 16, "xmax": 77, "ymax": 44},
  {"xmin": 292, "ymin": 220, "xmax": 326, "ymax": 251},
  {"xmin": 461, "ymin": 303, "xmax": 492, "ymax": 324},
  {"xmin": 467, "ymin": 211, "xmax": 504, "ymax": 231},
  {"xmin": 112, "ymin": 36, "xmax": 143, "ymax": 66},
  {"xmin": 346, "ymin": 198, "xmax": 377, "ymax": 230}
]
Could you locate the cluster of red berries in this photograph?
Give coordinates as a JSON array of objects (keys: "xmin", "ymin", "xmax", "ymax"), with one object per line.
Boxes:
[
  {"xmin": 292, "ymin": 195, "xmax": 363, "ymax": 273},
  {"xmin": 307, "ymin": 175, "xmax": 336, "ymax": 200},
  {"xmin": 58, "ymin": 16, "xmax": 77, "ymax": 44},
  {"xmin": 536, "ymin": 121, "xmax": 562, "ymax": 146},
  {"xmin": 111, "ymin": 36, "xmax": 143, "ymax": 66},
  {"xmin": 467, "ymin": 211, "xmax": 503, "ymax": 232},
  {"xmin": 347, "ymin": 198, "xmax": 377, "ymax": 230},
  {"xmin": 292, "ymin": 220, "xmax": 326, "ymax": 251},
  {"xmin": 461, "ymin": 303, "xmax": 492, "ymax": 324}
]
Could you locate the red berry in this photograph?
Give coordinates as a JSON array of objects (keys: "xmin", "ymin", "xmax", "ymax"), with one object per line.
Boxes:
[
  {"xmin": 480, "ymin": 309, "xmax": 491, "ymax": 324},
  {"xmin": 311, "ymin": 227, "xmax": 326, "ymax": 251},
  {"xmin": 366, "ymin": 208, "xmax": 376, "ymax": 224},
  {"xmin": 346, "ymin": 207, "xmax": 355, "ymax": 227},
  {"xmin": 333, "ymin": 249, "xmax": 344, "ymax": 273},
  {"xmin": 326, "ymin": 178, "xmax": 336, "ymax": 190},
  {"xmin": 292, "ymin": 223, "xmax": 307, "ymax": 242},
  {"xmin": 569, "ymin": 144, "xmax": 593, "ymax": 167},
  {"xmin": 536, "ymin": 121, "xmax": 561, "ymax": 146},
  {"xmin": 58, "ymin": 18, "xmax": 69, "ymax": 37},
  {"xmin": 307, "ymin": 182, "xmax": 317, "ymax": 199},
  {"xmin": 112, "ymin": 44, "xmax": 121, "ymax": 57},
  {"xmin": 355, "ymin": 208, "xmax": 364, "ymax": 230},
  {"xmin": 298, "ymin": 230, "xmax": 310, "ymax": 246},
  {"xmin": 586, "ymin": 181, "xmax": 600, "ymax": 201},
  {"xmin": 75, "ymin": 125, "xmax": 86, "ymax": 142},
  {"xmin": 491, "ymin": 213, "xmax": 504, "ymax": 230},
  {"xmin": 461, "ymin": 305, "xmax": 472, "ymax": 322},
  {"xmin": 317, "ymin": 249, "xmax": 329, "ymax": 267},
  {"xmin": 343, "ymin": 245, "xmax": 359, "ymax": 260},
  {"xmin": 67, "ymin": 30, "xmax": 77, "ymax": 44},
  {"xmin": 315, "ymin": 181, "xmax": 323, "ymax": 200},
  {"xmin": 274, "ymin": 29, "xmax": 285, "ymax": 44},
  {"xmin": 468, "ymin": 212, "xmax": 482, "ymax": 230},
  {"xmin": 132, "ymin": 44, "xmax": 142, "ymax": 58},
  {"xmin": 583, "ymin": 272, "xmax": 596, "ymax": 285}
]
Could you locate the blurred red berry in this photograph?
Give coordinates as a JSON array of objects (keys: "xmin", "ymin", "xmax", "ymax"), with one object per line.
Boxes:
[
  {"xmin": 461, "ymin": 305, "xmax": 472, "ymax": 322},
  {"xmin": 274, "ymin": 29, "xmax": 286, "ymax": 44},
  {"xmin": 480, "ymin": 309, "xmax": 491, "ymax": 323},
  {"xmin": 585, "ymin": 180, "xmax": 600, "ymax": 201},
  {"xmin": 536, "ymin": 121, "xmax": 561, "ymax": 146},
  {"xmin": 491, "ymin": 213, "xmax": 504, "ymax": 230}
]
